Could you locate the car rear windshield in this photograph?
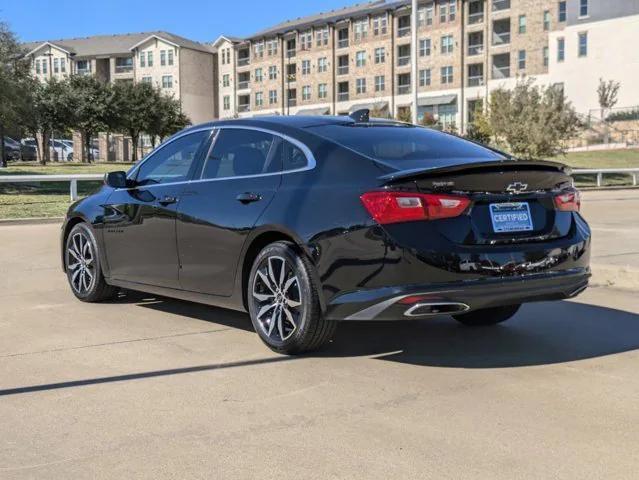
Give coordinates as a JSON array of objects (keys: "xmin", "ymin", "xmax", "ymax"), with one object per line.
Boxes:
[{"xmin": 307, "ymin": 124, "xmax": 505, "ymax": 169}]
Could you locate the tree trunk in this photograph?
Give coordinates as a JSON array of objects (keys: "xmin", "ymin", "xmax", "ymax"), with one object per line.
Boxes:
[
  {"xmin": 40, "ymin": 131, "xmax": 51, "ymax": 165},
  {"xmin": 131, "ymin": 134, "xmax": 139, "ymax": 163},
  {"xmin": 0, "ymin": 123, "xmax": 6, "ymax": 168}
]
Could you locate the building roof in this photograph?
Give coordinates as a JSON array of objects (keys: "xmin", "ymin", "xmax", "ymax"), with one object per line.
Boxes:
[
  {"xmin": 22, "ymin": 31, "xmax": 214, "ymax": 58},
  {"xmin": 247, "ymin": 0, "xmax": 409, "ymax": 40}
]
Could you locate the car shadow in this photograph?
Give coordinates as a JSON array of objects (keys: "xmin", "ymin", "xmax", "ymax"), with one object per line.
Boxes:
[{"xmin": 118, "ymin": 290, "xmax": 639, "ymax": 369}]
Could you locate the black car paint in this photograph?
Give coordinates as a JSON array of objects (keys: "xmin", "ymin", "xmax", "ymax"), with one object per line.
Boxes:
[{"xmin": 62, "ymin": 116, "xmax": 591, "ymax": 320}]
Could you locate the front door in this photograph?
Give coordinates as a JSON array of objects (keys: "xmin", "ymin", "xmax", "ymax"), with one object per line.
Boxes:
[
  {"xmin": 177, "ymin": 128, "xmax": 283, "ymax": 296},
  {"xmin": 103, "ymin": 130, "xmax": 210, "ymax": 288}
]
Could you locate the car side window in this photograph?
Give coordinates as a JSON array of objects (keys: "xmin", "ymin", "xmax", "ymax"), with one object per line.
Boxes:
[
  {"xmin": 279, "ymin": 139, "xmax": 308, "ymax": 171},
  {"xmin": 135, "ymin": 131, "xmax": 209, "ymax": 186},
  {"xmin": 202, "ymin": 129, "xmax": 275, "ymax": 180}
]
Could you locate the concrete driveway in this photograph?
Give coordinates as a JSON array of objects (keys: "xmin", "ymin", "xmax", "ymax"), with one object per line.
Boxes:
[{"xmin": 2, "ymin": 205, "xmax": 639, "ymax": 479}]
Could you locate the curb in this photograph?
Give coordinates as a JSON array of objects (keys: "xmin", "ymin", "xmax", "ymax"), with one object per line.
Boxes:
[
  {"xmin": 0, "ymin": 217, "xmax": 64, "ymax": 226},
  {"xmin": 590, "ymin": 264, "xmax": 639, "ymax": 292}
]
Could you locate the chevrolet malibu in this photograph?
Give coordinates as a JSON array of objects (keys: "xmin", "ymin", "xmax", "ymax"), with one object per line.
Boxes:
[{"xmin": 61, "ymin": 112, "xmax": 591, "ymax": 354}]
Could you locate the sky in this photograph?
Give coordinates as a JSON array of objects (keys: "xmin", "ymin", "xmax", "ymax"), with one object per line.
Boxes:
[{"xmin": 1, "ymin": 0, "xmax": 357, "ymax": 43}]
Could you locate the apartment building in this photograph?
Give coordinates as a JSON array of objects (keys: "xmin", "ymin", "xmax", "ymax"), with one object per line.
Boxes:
[
  {"xmin": 23, "ymin": 31, "xmax": 218, "ymax": 124},
  {"xmin": 214, "ymin": 0, "xmax": 639, "ymax": 131}
]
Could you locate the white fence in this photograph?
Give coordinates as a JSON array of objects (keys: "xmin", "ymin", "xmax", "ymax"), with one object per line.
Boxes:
[{"xmin": 0, "ymin": 169, "xmax": 637, "ymax": 202}]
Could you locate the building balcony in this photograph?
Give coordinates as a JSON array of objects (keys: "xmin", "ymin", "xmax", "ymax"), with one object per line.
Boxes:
[
  {"xmin": 238, "ymin": 104, "xmax": 251, "ymax": 113},
  {"xmin": 492, "ymin": 65, "xmax": 510, "ymax": 79},
  {"xmin": 237, "ymin": 57, "xmax": 250, "ymax": 67},
  {"xmin": 337, "ymin": 92, "xmax": 349, "ymax": 102},
  {"xmin": 492, "ymin": 32, "xmax": 511, "ymax": 46},
  {"xmin": 492, "ymin": 0, "xmax": 510, "ymax": 11},
  {"xmin": 468, "ymin": 11, "xmax": 484, "ymax": 24},
  {"xmin": 468, "ymin": 75, "xmax": 484, "ymax": 87},
  {"xmin": 238, "ymin": 81, "xmax": 250, "ymax": 90},
  {"xmin": 397, "ymin": 84, "xmax": 411, "ymax": 95},
  {"xmin": 397, "ymin": 26, "xmax": 411, "ymax": 38},
  {"xmin": 337, "ymin": 65, "xmax": 349, "ymax": 76},
  {"xmin": 114, "ymin": 66, "xmax": 133, "ymax": 74},
  {"xmin": 397, "ymin": 56, "xmax": 411, "ymax": 67},
  {"xmin": 286, "ymin": 49, "xmax": 296, "ymax": 58},
  {"xmin": 468, "ymin": 44, "xmax": 484, "ymax": 56},
  {"xmin": 287, "ymin": 99, "xmax": 297, "ymax": 107}
]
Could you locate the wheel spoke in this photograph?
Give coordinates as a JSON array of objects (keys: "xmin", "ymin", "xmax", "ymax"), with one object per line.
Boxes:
[
  {"xmin": 85, "ymin": 256, "xmax": 94, "ymax": 266},
  {"xmin": 84, "ymin": 267, "xmax": 94, "ymax": 281},
  {"xmin": 268, "ymin": 308, "xmax": 280, "ymax": 336},
  {"xmin": 68, "ymin": 248, "xmax": 81, "ymax": 262},
  {"xmin": 256, "ymin": 303, "xmax": 276, "ymax": 322},
  {"xmin": 285, "ymin": 298, "xmax": 302, "ymax": 308},
  {"xmin": 282, "ymin": 276, "xmax": 298, "ymax": 295},
  {"xmin": 282, "ymin": 307, "xmax": 297, "ymax": 337},
  {"xmin": 68, "ymin": 262, "xmax": 80, "ymax": 271},
  {"xmin": 72, "ymin": 268, "xmax": 81, "ymax": 288},
  {"xmin": 279, "ymin": 258, "xmax": 287, "ymax": 289},
  {"xmin": 277, "ymin": 308, "xmax": 285, "ymax": 340},
  {"xmin": 267, "ymin": 257, "xmax": 279, "ymax": 289},
  {"xmin": 253, "ymin": 291, "xmax": 274, "ymax": 302}
]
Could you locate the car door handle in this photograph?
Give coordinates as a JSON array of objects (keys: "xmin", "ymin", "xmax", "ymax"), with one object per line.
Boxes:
[
  {"xmin": 236, "ymin": 192, "xmax": 262, "ymax": 204},
  {"xmin": 158, "ymin": 196, "xmax": 178, "ymax": 206}
]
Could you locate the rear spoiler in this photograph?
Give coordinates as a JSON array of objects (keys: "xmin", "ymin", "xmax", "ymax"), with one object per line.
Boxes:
[{"xmin": 378, "ymin": 159, "xmax": 571, "ymax": 182}]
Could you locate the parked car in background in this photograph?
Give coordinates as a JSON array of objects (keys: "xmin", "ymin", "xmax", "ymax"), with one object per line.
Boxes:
[
  {"xmin": 3, "ymin": 137, "xmax": 22, "ymax": 162},
  {"xmin": 62, "ymin": 140, "xmax": 99, "ymax": 161},
  {"xmin": 61, "ymin": 112, "xmax": 592, "ymax": 354}
]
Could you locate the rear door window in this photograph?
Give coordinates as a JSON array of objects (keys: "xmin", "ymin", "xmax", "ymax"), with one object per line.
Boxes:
[{"xmin": 201, "ymin": 129, "xmax": 276, "ymax": 179}]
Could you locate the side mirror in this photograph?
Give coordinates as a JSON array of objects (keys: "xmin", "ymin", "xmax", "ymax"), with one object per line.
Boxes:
[{"xmin": 104, "ymin": 171, "xmax": 128, "ymax": 189}]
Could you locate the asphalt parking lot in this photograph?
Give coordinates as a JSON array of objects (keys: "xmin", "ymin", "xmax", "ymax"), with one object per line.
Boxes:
[{"xmin": 2, "ymin": 192, "xmax": 639, "ymax": 479}]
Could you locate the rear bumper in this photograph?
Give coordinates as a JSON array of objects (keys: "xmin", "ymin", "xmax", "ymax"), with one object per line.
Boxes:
[{"xmin": 326, "ymin": 268, "xmax": 590, "ymax": 321}]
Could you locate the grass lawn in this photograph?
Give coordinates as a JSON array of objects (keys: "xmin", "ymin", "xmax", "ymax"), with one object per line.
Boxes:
[
  {"xmin": 0, "ymin": 162, "xmax": 133, "ymax": 219},
  {"xmin": 550, "ymin": 149, "xmax": 639, "ymax": 188}
]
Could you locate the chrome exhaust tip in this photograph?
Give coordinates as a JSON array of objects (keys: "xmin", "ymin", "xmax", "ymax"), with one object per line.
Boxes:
[{"xmin": 404, "ymin": 302, "xmax": 470, "ymax": 318}]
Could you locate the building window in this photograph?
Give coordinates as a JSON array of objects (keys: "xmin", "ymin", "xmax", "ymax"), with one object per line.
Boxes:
[
  {"xmin": 425, "ymin": 3, "xmax": 434, "ymax": 25},
  {"xmin": 439, "ymin": 0, "xmax": 448, "ymax": 23},
  {"xmin": 35, "ymin": 59, "xmax": 41, "ymax": 74},
  {"xmin": 267, "ymin": 39, "xmax": 278, "ymax": 56},
  {"xmin": 375, "ymin": 75, "xmax": 385, "ymax": 92},
  {"xmin": 140, "ymin": 52, "xmax": 146, "ymax": 67},
  {"xmin": 60, "ymin": 59, "xmax": 66, "ymax": 73},
  {"xmin": 302, "ymin": 60, "xmax": 311, "ymax": 75},
  {"xmin": 557, "ymin": 37, "xmax": 565, "ymax": 62},
  {"xmin": 441, "ymin": 35, "xmax": 454, "ymax": 54},
  {"xmin": 518, "ymin": 50, "xmax": 526, "ymax": 69},
  {"xmin": 223, "ymin": 95, "xmax": 230, "ymax": 110},
  {"xmin": 269, "ymin": 66, "xmax": 277, "ymax": 80},
  {"xmin": 160, "ymin": 50, "xmax": 166, "ymax": 66},
  {"xmin": 441, "ymin": 65, "xmax": 453, "ymax": 84},
  {"xmin": 419, "ymin": 38, "xmax": 431, "ymax": 57},
  {"xmin": 223, "ymin": 74, "xmax": 230, "ymax": 87},
  {"xmin": 255, "ymin": 91, "xmax": 264, "ymax": 107},
  {"xmin": 373, "ymin": 14, "xmax": 388, "ymax": 35},
  {"xmin": 354, "ymin": 19, "xmax": 369, "ymax": 41},
  {"xmin": 318, "ymin": 57, "xmax": 328, "ymax": 73},
  {"xmin": 374, "ymin": 47, "xmax": 386, "ymax": 64},
  {"xmin": 318, "ymin": 83, "xmax": 328, "ymax": 99},
  {"xmin": 53, "ymin": 58, "xmax": 59, "ymax": 73},
  {"xmin": 302, "ymin": 85, "xmax": 311, "ymax": 101},
  {"xmin": 42, "ymin": 60, "xmax": 48, "ymax": 74},
  {"xmin": 518, "ymin": 15, "xmax": 526, "ymax": 34},
  {"xmin": 543, "ymin": 10, "xmax": 551, "ymax": 31},
  {"xmin": 141, "ymin": 76, "xmax": 152, "ymax": 84},
  {"xmin": 298, "ymin": 31, "xmax": 310, "ymax": 51},
  {"xmin": 76, "ymin": 60, "xmax": 88, "ymax": 74},
  {"xmin": 356, "ymin": 78, "xmax": 366, "ymax": 94},
  {"xmin": 578, "ymin": 32, "xmax": 588, "ymax": 57},
  {"xmin": 543, "ymin": 46, "xmax": 549, "ymax": 67},
  {"xmin": 254, "ymin": 68, "xmax": 262, "ymax": 82},
  {"xmin": 356, "ymin": 50, "xmax": 366, "ymax": 67},
  {"xmin": 316, "ymin": 27, "xmax": 329, "ymax": 47},
  {"xmin": 448, "ymin": 0, "xmax": 457, "ymax": 21},
  {"xmin": 558, "ymin": 1, "xmax": 566, "ymax": 22},
  {"xmin": 147, "ymin": 51, "xmax": 153, "ymax": 67},
  {"xmin": 168, "ymin": 50, "xmax": 174, "ymax": 66},
  {"xmin": 579, "ymin": 0, "xmax": 588, "ymax": 17},
  {"xmin": 269, "ymin": 90, "xmax": 277, "ymax": 104},
  {"xmin": 162, "ymin": 75, "xmax": 173, "ymax": 88},
  {"xmin": 419, "ymin": 68, "xmax": 431, "ymax": 87},
  {"xmin": 254, "ymin": 41, "xmax": 265, "ymax": 58}
]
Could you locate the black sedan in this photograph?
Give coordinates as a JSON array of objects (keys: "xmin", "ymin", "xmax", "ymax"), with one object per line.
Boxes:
[{"xmin": 61, "ymin": 112, "xmax": 591, "ymax": 354}]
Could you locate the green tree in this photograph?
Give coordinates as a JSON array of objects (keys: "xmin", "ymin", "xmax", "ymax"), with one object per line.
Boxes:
[
  {"xmin": 111, "ymin": 81, "xmax": 158, "ymax": 162},
  {"xmin": 597, "ymin": 78, "xmax": 620, "ymax": 120},
  {"xmin": 395, "ymin": 108, "xmax": 412, "ymax": 123},
  {"xmin": 486, "ymin": 79, "xmax": 581, "ymax": 159},
  {"xmin": 68, "ymin": 75, "xmax": 115, "ymax": 163},
  {"xmin": 34, "ymin": 78, "xmax": 76, "ymax": 163},
  {"xmin": 147, "ymin": 92, "xmax": 190, "ymax": 147},
  {"xmin": 465, "ymin": 103, "xmax": 492, "ymax": 145},
  {"xmin": 0, "ymin": 22, "xmax": 32, "ymax": 167}
]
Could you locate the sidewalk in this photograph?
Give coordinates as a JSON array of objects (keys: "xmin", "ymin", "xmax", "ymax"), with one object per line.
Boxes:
[{"xmin": 582, "ymin": 189, "xmax": 639, "ymax": 290}]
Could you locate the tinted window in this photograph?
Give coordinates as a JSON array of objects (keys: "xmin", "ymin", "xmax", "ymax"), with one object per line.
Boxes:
[
  {"xmin": 269, "ymin": 138, "xmax": 309, "ymax": 172},
  {"xmin": 136, "ymin": 131, "xmax": 208, "ymax": 186},
  {"xmin": 308, "ymin": 124, "xmax": 504, "ymax": 168},
  {"xmin": 202, "ymin": 129, "xmax": 276, "ymax": 179}
]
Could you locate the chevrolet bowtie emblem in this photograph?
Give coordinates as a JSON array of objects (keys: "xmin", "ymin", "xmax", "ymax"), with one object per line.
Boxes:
[{"xmin": 506, "ymin": 182, "xmax": 529, "ymax": 194}]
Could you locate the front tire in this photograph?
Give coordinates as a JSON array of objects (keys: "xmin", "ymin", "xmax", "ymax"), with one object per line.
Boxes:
[
  {"xmin": 248, "ymin": 241, "xmax": 336, "ymax": 355},
  {"xmin": 65, "ymin": 223, "xmax": 118, "ymax": 302},
  {"xmin": 453, "ymin": 305, "xmax": 521, "ymax": 327}
]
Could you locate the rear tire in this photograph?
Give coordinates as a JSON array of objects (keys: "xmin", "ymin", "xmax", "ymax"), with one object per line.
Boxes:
[
  {"xmin": 65, "ymin": 223, "xmax": 118, "ymax": 303},
  {"xmin": 248, "ymin": 241, "xmax": 336, "ymax": 355},
  {"xmin": 453, "ymin": 305, "xmax": 521, "ymax": 327}
]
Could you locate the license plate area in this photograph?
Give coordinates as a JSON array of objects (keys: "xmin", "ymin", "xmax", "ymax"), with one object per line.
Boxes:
[{"xmin": 489, "ymin": 202, "xmax": 534, "ymax": 233}]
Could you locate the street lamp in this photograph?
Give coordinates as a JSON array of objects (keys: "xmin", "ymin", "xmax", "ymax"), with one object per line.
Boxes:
[{"xmin": 411, "ymin": 0, "xmax": 419, "ymax": 124}]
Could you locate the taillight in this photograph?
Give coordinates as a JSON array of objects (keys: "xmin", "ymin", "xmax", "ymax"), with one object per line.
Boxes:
[
  {"xmin": 554, "ymin": 189, "xmax": 581, "ymax": 212},
  {"xmin": 360, "ymin": 191, "xmax": 471, "ymax": 225}
]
